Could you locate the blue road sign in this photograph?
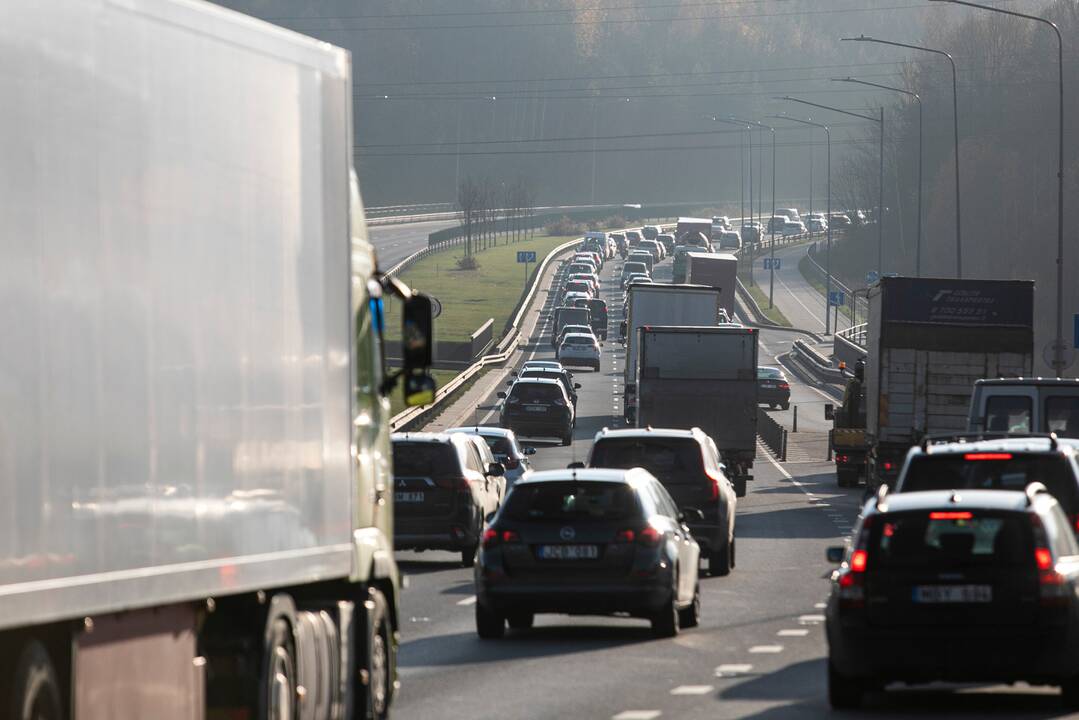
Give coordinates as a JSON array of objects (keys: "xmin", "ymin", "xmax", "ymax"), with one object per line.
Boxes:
[
  {"xmin": 865, "ymin": 270, "xmax": 880, "ymax": 285},
  {"xmin": 517, "ymin": 251, "xmax": 537, "ymax": 263},
  {"xmin": 828, "ymin": 291, "xmax": 846, "ymax": 307},
  {"xmin": 763, "ymin": 258, "xmax": 781, "ymax": 270}
]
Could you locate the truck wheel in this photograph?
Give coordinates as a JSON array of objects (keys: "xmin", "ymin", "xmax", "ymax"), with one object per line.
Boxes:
[
  {"xmin": 260, "ymin": 595, "xmax": 299, "ymax": 720},
  {"xmin": 357, "ymin": 588, "xmax": 393, "ymax": 720},
  {"xmin": 461, "ymin": 540, "xmax": 478, "ymax": 568},
  {"xmin": 9, "ymin": 640, "xmax": 64, "ymax": 720}
]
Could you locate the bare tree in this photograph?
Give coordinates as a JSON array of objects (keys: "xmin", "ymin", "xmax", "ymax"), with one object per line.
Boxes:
[{"xmin": 456, "ymin": 176, "xmax": 483, "ymax": 258}]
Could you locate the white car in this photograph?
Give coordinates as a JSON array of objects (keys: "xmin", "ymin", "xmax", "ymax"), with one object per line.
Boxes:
[
  {"xmin": 781, "ymin": 220, "xmax": 807, "ymax": 237},
  {"xmin": 716, "ymin": 229, "xmax": 741, "ymax": 250},
  {"xmin": 807, "ymin": 217, "xmax": 827, "ymax": 233},
  {"xmin": 445, "ymin": 427, "xmax": 536, "ymax": 487},
  {"xmin": 557, "ymin": 333, "xmax": 601, "ymax": 370}
]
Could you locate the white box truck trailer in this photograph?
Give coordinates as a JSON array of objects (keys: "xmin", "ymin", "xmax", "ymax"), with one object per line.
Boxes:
[
  {"xmin": 685, "ymin": 252, "xmax": 739, "ymax": 320},
  {"xmin": 622, "ymin": 284, "xmax": 720, "ymax": 422},
  {"xmin": 0, "ymin": 1, "xmax": 435, "ymax": 717}
]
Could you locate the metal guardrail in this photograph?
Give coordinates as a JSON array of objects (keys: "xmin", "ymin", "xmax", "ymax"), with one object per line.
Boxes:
[
  {"xmin": 837, "ymin": 323, "xmax": 868, "ymax": 347},
  {"xmin": 801, "ymin": 244, "xmax": 869, "ymax": 321},
  {"xmin": 757, "ymin": 407, "xmax": 788, "ymax": 461}
]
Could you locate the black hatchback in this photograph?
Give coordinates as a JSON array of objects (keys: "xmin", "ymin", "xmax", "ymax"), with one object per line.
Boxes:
[
  {"xmin": 475, "ymin": 468, "xmax": 701, "ymax": 639},
  {"xmin": 757, "ymin": 366, "xmax": 790, "ymax": 410}
]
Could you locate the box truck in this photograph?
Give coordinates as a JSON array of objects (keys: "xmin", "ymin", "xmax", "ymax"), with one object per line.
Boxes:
[
  {"xmin": 622, "ymin": 285, "xmax": 721, "ymax": 422},
  {"xmin": 685, "ymin": 252, "xmax": 739, "ymax": 319}
]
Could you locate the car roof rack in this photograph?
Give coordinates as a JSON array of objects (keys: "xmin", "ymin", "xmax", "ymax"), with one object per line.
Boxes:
[{"xmin": 920, "ymin": 431, "xmax": 1060, "ymax": 452}]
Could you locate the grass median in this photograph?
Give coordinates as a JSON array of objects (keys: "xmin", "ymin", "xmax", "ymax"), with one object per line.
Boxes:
[
  {"xmin": 387, "ymin": 234, "xmax": 576, "ymax": 344},
  {"xmin": 737, "ymin": 262, "xmax": 792, "ymax": 327}
]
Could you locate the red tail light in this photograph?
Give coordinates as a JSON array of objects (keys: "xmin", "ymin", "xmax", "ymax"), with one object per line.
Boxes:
[
  {"xmin": 637, "ymin": 526, "xmax": 662, "ymax": 547},
  {"xmin": 1072, "ymin": 514, "xmax": 1079, "ymax": 534},
  {"xmin": 964, "ymin": 452, "xmax": 1013, "ymax": 461},
  {"xmin": 838, "ymin": 519, "xmax": 872, "ymax": 609},
  {"xmin": 1035, "ymin": 547, "xmax": 1054, "ymax": 571},
  {"xmin": 836, "ymin": 454, "xmax": 850, "ymax": 464},
  {"xmin": 882, "ymin": 461, "xmax": 895, "ymax": 472},
  {"xmin": 704, "ymin": 468, "xmax": 722, "ymax": 501},
  {"xmin": 849, "ymin": 549, "xmax": 868, "ymax": 573},
  {"xmin": 482, "ymin": 528, "xmax": 520, "ymax": 549},
  {"xmin": 1031, "ymin": 516, "xmax": 1068, "ymax": 607},
  {"xmin": 929, "ymin": 511, "xmax": 973, "ymax": 521},
  {"xmin": 615, "ymin": 529, "xmax": 636, "ymax": 543},
  {"xmin": 779, "ymin": 382, "xmax": 790, "ymax": 390},
  {"xmin": 482, "ymin": 528, "xmax": 499, "ymax": 548}
]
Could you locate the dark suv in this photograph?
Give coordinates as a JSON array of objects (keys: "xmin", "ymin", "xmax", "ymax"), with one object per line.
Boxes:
[
  {"xmin": 498, "ymin": 378, "xmax": 575, "ymax": 446},
  {"xmin": 825, "ymin": 487, "xmax": 1079, "ymax": 709},
  {"xmin": 587, "ymin": 427, "xmax": 739, "ymax": 575},
  {"xmin": 391, "ymin": 432, "xmax": 506, "ymax": 566},
  {"xmin": 894, "ymin": 435, "xmax": 1079, "ymax": 531},
  {"xmin": 475, "ymin": 468, "xmax": 701, "ymax": 639}
]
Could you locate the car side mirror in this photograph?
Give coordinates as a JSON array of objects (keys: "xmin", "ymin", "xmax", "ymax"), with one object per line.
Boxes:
[
  {"xmin": 826, "ymin": 546, "xmax": 846, "ymax": 564},
  {"xmin": 496, "ymin": 391, "xmax": 507, "ymax": 399},
  {"xmin": 567, "ymin": 461, "xmax": 586, "ymax": 469},
  {"xmin": 511, "ymin": 370, "xmax": 519, "ymax": 377},
  {"xmin": 506, "ymin": 380, "xmax": 514, "ymax": 386},
  {"xmin": 488, "ymin": 463, "xmax": 505, "ymax": 477},
  {"xmin": 574, "ymin": 383, "xmax": 581, "ymax": 389},
  {"xmin": 523, "ymin": 446, "xmax": 537, "ymax": 456},
  {"xmin": 824, "ymin": 403, "xmax": 835, "ymax": 421}
]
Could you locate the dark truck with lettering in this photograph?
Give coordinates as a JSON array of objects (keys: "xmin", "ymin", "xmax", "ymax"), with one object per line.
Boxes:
[{"xmin": 864, "ymin": 277, "xmax": 1034, "ymax": 490}]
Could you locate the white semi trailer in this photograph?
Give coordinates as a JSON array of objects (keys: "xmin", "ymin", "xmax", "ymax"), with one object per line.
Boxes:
[{"xmin": 0, "ymin": 2, "xmax": 435, "ymax": 718}]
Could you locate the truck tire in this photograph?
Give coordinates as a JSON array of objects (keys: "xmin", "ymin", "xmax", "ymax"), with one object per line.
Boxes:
[
  {"xmin": 461, "ymin": 540, "xmax": 478, "ymax": 568},
  {"xmin": 9, "ymin": 640, "xmax": 64, "ymax": 720},
  {"xmin": 837, "ymin": 468, "xmax": 856, "ymax": 488},
  {"xmin": 260, "ymin": 595, "xmax": 299, "ymax": 720},
  {"xmin": 357, "ymin": 588, "xmax": 393, "ymax": 720}
]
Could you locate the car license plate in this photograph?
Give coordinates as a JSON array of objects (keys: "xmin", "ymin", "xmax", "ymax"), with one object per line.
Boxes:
[
  {"xmin": 538, "ymin": 544, "xmax": 599, "ymax": 560},
  {"xmin": 394, "ymin": 492, "xmax": 424, "ymax": 503},
  {"xmin": 912, "ymin": 585, "xmax": 992, "ymax": 604},
  {"xmin": 525, "ymin": 405, "xmax": 547, "ymax": 412}
]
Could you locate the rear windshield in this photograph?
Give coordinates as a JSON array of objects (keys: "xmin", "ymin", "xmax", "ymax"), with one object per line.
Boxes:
[
  {"xmin": 587, "ymin": 301, "xmax": 607, "ymax": 316},
  {"xmin": 564, "ymin": 336, "xmax": 594, "ymax": 346},
  {"xmin": 556, "ymin": 309, "xmax": 589, "ymax": 324},
  {"xmin": 869, "ymin": 512, "xmax": 1032, "ymax": 570},
  {"xmin": 522, "ymin": 370, "xmax": 566, "ymax": 385},
  {"xmin": 624, "ymin": 263, "xmax": 647, "ymax": 273},
  {"xmin": 510, "ymin": 383, "xmax": 563, "ymax": 403},
  {"xmin": 900, "ymin": 454, "xmax": 1078, "ymax": 516},
  {"xmin": 481, "ymin": 436, "xmax": 516, "ymax": 457},
  {"xmin": 590, "ymin": 438, "xmax": 704, "ymax": 484},
  {"xmin": 392, "ymin": 442, "xmax": 460, "ymax": 477},
  {"xmin": 758, "ymin": 367, "xmax": 784, "ymax": 379},
  {"xmin": 502, "ymin": 481, "xmax": 641, "ymax": 522}
]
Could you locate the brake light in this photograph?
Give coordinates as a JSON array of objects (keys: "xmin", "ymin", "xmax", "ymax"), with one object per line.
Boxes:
[
  {"xmin": 1072, "ymin": 514, "xmax": 1079, "ymax": 534},
  {"xmin": 964, "ymin": 452, "xmax": 1013, "ymax": 461},
  {"xmin": 838, "ymin": 519, "xmax": 872, "ymax": 609},
  {"xmin": 882, "ymin": 461, "xmax": 895, "ymax": 472},
  {"xmin": 849, "ymin": 549, "xmax": 868, "ymax": 573},
  {"xmin": 482, "ymin": 528, "xmax": 520, "ymax": 549},
  {"xmin": 615, "ymin": 529, "xmax": 636, "ymax": 543},
  {"xmin": 779, "ymin": 382, "xmax": 790, "ymax": 390},
  {"xmin": 482, "ymin": 528, "xmax": 499, "ymax": 548},
  {"xmin": 637, "ymin": 526, "xmax": 662, "ymax": 547},
  {"xmin": 1035, "ymin": 547, "xmax": 1054, "ymax": 571},
  {"xmin": 704, "ymin": 468, "xmax": 722, "ymax": 501},
  {"xmin": 929, "ymin": 511, "xmax": 973, "ymax": 521},
  {"xmin": 836, "ymin": 454, "xmax": 850, "ymax": 464},
  {"xmin": 501, "ymin": 530, "xmax": 520, "ymax": 543}
]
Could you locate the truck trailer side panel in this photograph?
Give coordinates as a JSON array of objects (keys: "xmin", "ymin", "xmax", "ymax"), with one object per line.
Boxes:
[{"xmin": 0, "ymin": 0, "xmax": 355, "ymax": 631}]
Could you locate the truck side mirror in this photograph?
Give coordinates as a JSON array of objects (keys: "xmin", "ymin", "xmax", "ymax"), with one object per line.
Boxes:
[
  {"xmin": 488, "ymin": 463, "xmax": 505, "ymax": 477},
  {"xmin": 401, "ymin": 293, "xmax": 436, "ymax": 407},
  {"xmin": 824, "ymin": 403, "xmax": 835, "ymax": 421}
]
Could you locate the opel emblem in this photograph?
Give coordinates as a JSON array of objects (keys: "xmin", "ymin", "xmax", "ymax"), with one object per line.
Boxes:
[{"xmin": 559, "ymin": 526, "xmax": 575, "ymax": 540}]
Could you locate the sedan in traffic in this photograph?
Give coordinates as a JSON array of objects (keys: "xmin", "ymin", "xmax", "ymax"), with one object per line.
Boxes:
[
  {"xmin": 474, "ymin": 468, "xmax": 701, "ymax": 638},
  {"xmin": 558, "ymin": 333, "xmax": 601, "ymax": 371},
  {"xmin": 757, "ymin": 366, "xmax": 790, "ymax": 410}
]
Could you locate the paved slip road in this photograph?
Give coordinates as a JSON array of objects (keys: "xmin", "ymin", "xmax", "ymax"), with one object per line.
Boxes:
[
  {"xmin": 369, "ymin": 218, "xmax": 458, "ymax": 268},
  {"xmin": 391, "ymin": 249, "xmax": 1078, "ymax": 720}
]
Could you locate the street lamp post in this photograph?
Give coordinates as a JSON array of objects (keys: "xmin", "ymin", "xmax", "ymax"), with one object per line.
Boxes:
[
  {"xmin": 834, "ymin": 77, "xmax": 923, "ymax": 277},
  {"xmin": 770, "ymin": 114, "xmax": 832, "ymax": 333},
  {"xmin": 781, "ymin": 96, "xmax": 884, "ymax": 277},
  {"xmin": 729, "ymin": 118, "xmax": 777, "ymax": 306},
  {"xmin": 711, "ymin": 117, "xmax": 756, "ymax": 283},
  {"xmin": 844, "ymin": 35, "xmax": 962, "ymax": 278},
  {"xmin": 927, "ymin": 0, "xmax": 1066, "ymax": 374}
]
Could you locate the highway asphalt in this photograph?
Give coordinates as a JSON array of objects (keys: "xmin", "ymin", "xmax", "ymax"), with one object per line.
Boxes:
[
  {"xmin": 391, "ymin": 247, "xmax": 1077, "ymax": 719},
  {"xmin": 369, "ymin": 218, "xmax": 458, "ymax": 268}
]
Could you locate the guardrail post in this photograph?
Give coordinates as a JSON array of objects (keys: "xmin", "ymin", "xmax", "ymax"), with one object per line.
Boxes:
[
  {"xmin": 793, "ymin": 405, "xmax": 798, "ymax": 432},
  {"xmin": 781, "ymin": 429, "xmax": 788, "ymax": 462}
]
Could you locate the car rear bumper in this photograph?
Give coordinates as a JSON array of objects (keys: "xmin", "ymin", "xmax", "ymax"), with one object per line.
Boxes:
[
  {"xmin": 478, "ymin": 579, "xmax": 672, "ymax": 616},
  {"xmin": 558, "ymin": 352, "xmax": 600, "ymax": 367},
  {"xmin": 504, "ymin": 417, "xmax": 572, "ymax": 437},
  {"xmin": 827, "ymin": 619, "xmax": 1079, "ymax": 682},
  {"xmin": 758, "ymin": 387, "xmax": 790, "ymax": 404},
  {"xmin": 396, "ymin": 509, "xmax": 479, "ymax": 551}
]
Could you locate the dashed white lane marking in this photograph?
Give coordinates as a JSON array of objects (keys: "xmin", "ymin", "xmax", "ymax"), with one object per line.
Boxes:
[
  {"xmin": 798, "ymin": 614, "xmax": 826, "ymax": 624},
  {"xmin": 815, "ymin": 602, "xmax": 827, "ymax": 609},
  {"xmin": 749, "ymin": 645, "xmax": 784, "ymax": 654},
  {"xmin": 715, "ymin": 664, "xmax": 754, "ymax": 677},
  {"xmin": 456, "ymin": 595, "xmax": 477, "ymax": 606},
  {"xmin": 612, "ymin": 711, "xmax": 661, "ymax": 720},
  {"xmin": 670, "ymin": 685, "xmax": 714, "ymax": 696},
  {"xmin": 778, "ymin": 629, "xmax": 810, "ymax": 637}
]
